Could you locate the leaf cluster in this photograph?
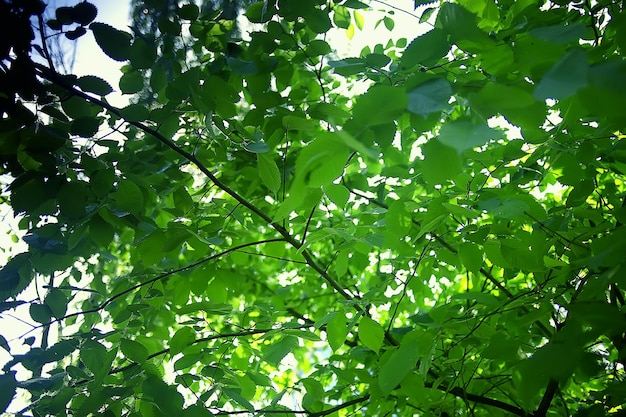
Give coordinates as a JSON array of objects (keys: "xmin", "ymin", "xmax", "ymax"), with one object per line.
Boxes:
[{"xmin": 1, "ymin": 0, "xmax": 626, "ymax": 416}]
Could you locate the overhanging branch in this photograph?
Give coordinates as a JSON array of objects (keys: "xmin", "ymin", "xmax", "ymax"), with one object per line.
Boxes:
[{"xmin": 34, "ymin": 62, "xmax": 355, "ymax": 304}]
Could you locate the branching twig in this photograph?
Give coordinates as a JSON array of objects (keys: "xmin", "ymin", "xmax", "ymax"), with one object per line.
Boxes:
[
  {"xmin": 33, "ymin": 63, "xmax": 356, "ymax": 305},
  {"xmin": 534, "ymin": 379, "xmax": 559, "ymax": 417},
  {"xmin": 74, "ymin": 323, "xmax": 312, "ymax": 385},
  {"xmin": 302, "ymin": 205, "xmax": 317, "ymax": 244},
  {"xmin": 21, "ymin": 238, "xmax": 285, "ymax": 336}
]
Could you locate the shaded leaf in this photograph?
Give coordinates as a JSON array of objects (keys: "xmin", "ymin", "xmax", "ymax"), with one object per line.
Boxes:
[
  {"xmin": 401, "ymin": 29, "xmax": 449, "ymax": 68},
  {"xmin": 534, "ymin": 48, "xmax": 588, "ymax": 100},
  {"xmin": 407, "ymin": 78, "xmax": 451, "ymax": 116},
  {"xmin": 76, "ymin": 75, "xmax": 112, "ymax": 96},
  {"xmin": 90, "ymin": 22, "xmax": 132, "ymax": 61}
]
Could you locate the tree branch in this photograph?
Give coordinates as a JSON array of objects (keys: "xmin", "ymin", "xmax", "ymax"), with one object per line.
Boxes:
[
  {"xmin": 34, "ymin": 62, "xmax": 355, "ymax": 305},
  {"xmin": 434, "ymin": 383, "xmax": 526, "ymax": 417},
  {"xmin": 533, "ymin": 379, "xmax": 559, "ymax": 417},
  {"xmin": 72, "ymin": 323, "xmax": 313, "ymax": 387},
  {"xmin": 28, "ymin": 238, "xmax": 285, "ymax": 332}
]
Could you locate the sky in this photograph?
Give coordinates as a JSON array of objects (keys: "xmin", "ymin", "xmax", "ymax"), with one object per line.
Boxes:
[{"xmin": 70, "ymin": 0, "xmax": 429, "ymax": 89}]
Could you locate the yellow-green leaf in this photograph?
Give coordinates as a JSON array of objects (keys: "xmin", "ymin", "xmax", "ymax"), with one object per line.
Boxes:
[{"xmin": 358, "ymin": 317, "xmax": 384, "ymax": 353}]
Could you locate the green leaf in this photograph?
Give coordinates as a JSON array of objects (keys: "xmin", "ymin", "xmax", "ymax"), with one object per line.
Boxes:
[
  {"xmin": 353, "ymin": 86, "xmax": 408, "ymax": 126},
  {"xmin": 263, "ymin": 336, "xmax": 298, "ymax": 365},
  {"xmin": 333, "ymin": 6, "xmax": 350, "ymax": 29},
  {"xmin": 401, "ymin": 29, "xmax": 450, "ymax": 68},
  {"xmin": 76, "ymin": 75, "xmax": 112, "ymax": 96},
  {"xmin": 385, "ymin": 201, "xmax": 412, "ymax": 236},
  {"xmin": 364, "ymin": 53, "xmax": 391, "ymax": 68},
  {"xmin": 70, "ymin": 116, "xmax": 100, "ymax": 137},
  {"xmin": 177, "ymin": 3, "xmax": 199, "ymax": 20},
  {"xmin": 529, "ymin": 22, "xmax": 586, "ymax": 45},
  {"xmin": 227, "ymin": 58, "xmax": 258, "ymax": 75},
  {"xmin": 438, "ymin": 119, "xmax": 501, "ymax": 154},
  {"xmin": 71, "ymin": 1, "xmax": 98, "ymax": 25},
  {"xmin": 302, "ymin": 377, "xmax": 325, "ymax": 401},
  {"xmin": 55, "ymin": 6, "xmax": 73, "ymax": 25},
  {"xmin": 328, "ymin": 58, "xmax": 367, "ymax": 76},
  {"xmin": 169, "ymin": 327, "xmax": 196, "ymax": 356},
  {"xmin": 491, "ymin": 198, "xmax": 528, "ymax": 220},
  {"xmin": 0, "ymin": 371, "xmax": 17, "ymax": 412},
  {"xmin": 378, "ymin": 345, "xmax": 417, "ymax": 394},
  {"xmin": 421, "ymin": 139, "xmax": 462, "ymax": 185},
  {"xmin": 344, "ymin": 0, "xmax": 369, "ymax": 8},
  {"xmin": 451, "ymin": 291, "xmax": 500, "ymax": 306},
  {"xmin": 326, "ymin": 313, "xmax": 348, "ymax": 351},
  {"xmin": 80, "ymin": 340, "xmax": 115, "ymax": 384},
  {"xmin": 458, "ymin": 243, "xmax": 483, "ymax": 274},
  {"xmin": 407, "ymin": 78, "xmax": 451, "ymax": 116},
  {"xmin": 118, "ymin": 103, "xmax": 149, "ymax": 122},
  {"xmin": 65, "ymin": 27, "xmax": 87, "ymax": 40},
  {"xmin": 323, "ymin": 184, "xmax": 350, "ymax": 207},
  {"xmin": 245, "ymin": 142, "xmax": 270, "ymax": 153},
  {"xmin": 307, "ymin": 102, "xmax": 351, "ymax": 123},
  {"xmin": 383, "ymin": 16, "xmax": 394, "ymax": 31},
  {"xmin": 257, "ymin": 153, "xmax": 281, "ymax": 194},
  {"xmin": 114, "ymin": 179, "xmax": 144, "ymax": 215},
  {"xmin": 142, "ymin": 375, "xmax": 184, "ymax": 415},
  {"xmin": 352, "ymin": 10, "xmax": 365, "ymax": 30},
  {"xmin": 437, "ymin": 3, "xmax": 493, "ymax": 52},
  {"xmin": 45, "ymin": 289, "xmax": 68, "ymax": 319},
  {"xmin": 306, "ymin": 9, "xmax": 332, "ymax": 33},
  {"xmin": 358, "ymin": 317, "xmax": 384, "ymax": 353},
  {"xmin": 534, "ymin": 48, "xmax": 588, "ymax": 100},
  {"xmin": 306, "ymin": 39, "xmax": 332, "ymax": 56},
  {"xmin": 90, "ymin": 22, "xmax": 132, "ymax": 61},
  {"xmin": 284, "ymin": 329, "xmax": 321, "ymax": 341},
  {"xmin": 120, "ymin": 338, "xmax": 149, "ymax": 363},
  {"xmin": 29, "ymin": 302, "xmax": 52, "ymax": 324},
  {"xmin": 470, "ymin": 82, "xmax": 538, "ymax": 111},
  {"xmin": 282, "ymin": 115, "xmax": 317, "ymax": 131},
  {"xmin": 245, "ymin": 1, "xmax": 275, "ymax": 23},
  {"xmin": 223, "ymin": 388, "xmax": 255, "ymax": 412},
  {"xmin": 294, "ymin": 132, "xmax": 349, "ymax": 187},
  {"xmin": 119, "ymin": 71, "xmax": 144, "ymax": 94}
]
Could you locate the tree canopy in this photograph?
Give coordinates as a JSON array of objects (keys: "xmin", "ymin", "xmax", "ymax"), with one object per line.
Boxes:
[{"xmin": 1, "ymin": 0, "xmax": 626, "ymax": 416}]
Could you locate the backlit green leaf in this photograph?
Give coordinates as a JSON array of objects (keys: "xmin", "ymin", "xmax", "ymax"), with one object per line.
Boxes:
[
  {"xmin": 421, "ymin": 139, "xmax": 462, "ymax": 185},
  {"xmin": 120, "ymin": 338, "xmax": 149, "ymax": 363},
  {"xmin": 170, "ymin": 327, "xmax": 196, "ymax": 355},
  {"xmin": 326, "ymin": 313, "xmax": 348, "ymax": 351},
  {"xmin": 353, "ymin": 86, "xmax": 408, "ymax": 126},
  {"xmin": 263, "ymin": 336, "xmax": 298, "ymax": 365},
  {"xmin": 378, "ymin": 345, "xmax": 417, "ymax": 394},
  {"xmin": 257, "ymin": 153, "xmax": 281, "ymax": 194},
  {"xmin": 358, "ymin": 317, "xmax": 384, "ymax": 353},
  {"xmin": 438, "ymin": 119, "xmax": 501, "ymax": 154},
  {"xmin": 458, "ymin": 243, "xmax": 483, "ymax": 274}
]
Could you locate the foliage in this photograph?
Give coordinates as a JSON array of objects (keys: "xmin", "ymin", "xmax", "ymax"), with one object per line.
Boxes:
[{"xmin": 1, "ymin": 0, "xmax": 626, "ymax": 416}]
